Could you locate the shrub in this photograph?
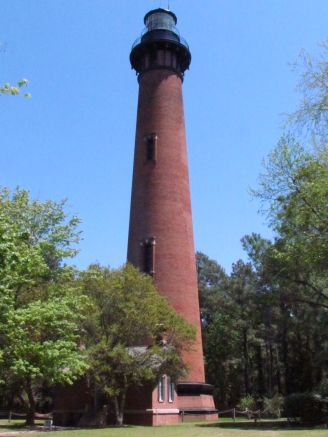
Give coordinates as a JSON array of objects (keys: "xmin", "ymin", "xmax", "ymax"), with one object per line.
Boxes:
[
  {"xmin": 263, "ymin": 393, "xmax": 284, "ymax": 418},
  {"xmin": 316, "ymin": 379, "xmax": 328, "ymax": 398},
  {"xmin": 237, "ymin": 394, "xmax": 256, "ymax": 411},
  {"xmin": 284, "ymin": 392, "xmax": 325, "ymax": 423}
]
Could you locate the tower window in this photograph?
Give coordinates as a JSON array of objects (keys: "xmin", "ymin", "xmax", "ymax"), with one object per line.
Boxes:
[
  {"xmin": 144, "ymin": 133, "xmax": 158, "ymax": 161},
  {"xmin": 167, "ymin": 377, "xmax": 174, "ymax": 402},
  {"xmin": 158, "ymin": 376, "xmax": 165, "ymax": 402},
  {"xmin": 147, "ymin": 137, "xmax": 155, "ymax": 160},
  {"xmin": 142, "ymin": 237, "xmax": 155, "ymax": 275}
]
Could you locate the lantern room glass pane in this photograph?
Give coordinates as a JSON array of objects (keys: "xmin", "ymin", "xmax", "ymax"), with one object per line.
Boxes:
[{"xmin": 146, "ymin": 12, "xmax": 175, "ymax": 32}]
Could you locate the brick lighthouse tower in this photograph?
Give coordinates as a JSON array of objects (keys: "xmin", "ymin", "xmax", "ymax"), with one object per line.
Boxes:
[{"xmin": 127, "ymin": 8, "xmax": 217, "ymax": 424}]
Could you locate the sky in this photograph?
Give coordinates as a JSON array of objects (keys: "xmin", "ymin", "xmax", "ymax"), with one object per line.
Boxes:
[{"xmin": 1, "ymin": 0, "xmax": 328, "ymax": 274}]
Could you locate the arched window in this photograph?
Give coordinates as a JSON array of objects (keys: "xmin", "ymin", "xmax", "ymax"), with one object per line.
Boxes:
[
  {"xmin": 167, "ymin": 377, "xmax": 174, "ymax": 402},
  {"xmin": 144, "ymin": 132, "xmax": 158, "ymax": 162},
  {"xmin": 158, "ymin": 376, "xmax": 165, "ymax": 402},
  {"xmin": 143, "ymin": 237, "xmax": 156, "ymax": 275}
]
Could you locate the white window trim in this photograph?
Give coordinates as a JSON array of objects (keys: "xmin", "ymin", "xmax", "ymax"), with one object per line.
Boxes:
[
  {"xmin": 167, "ymin": 377, "xmax": 174, "ymax": 403},
  {"xmin": 158, "ymin": 376, "xmax": 165, "ymax": 402}
]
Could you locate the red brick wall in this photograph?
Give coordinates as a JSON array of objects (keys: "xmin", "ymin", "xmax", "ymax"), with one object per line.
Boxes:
[
  {"xmin": 53, "ymin": 379, "xmax": 92, "ymax": 426},
  {"xmin": 127, "ymin": 68, "xmax": 205, "ymax": 383}
]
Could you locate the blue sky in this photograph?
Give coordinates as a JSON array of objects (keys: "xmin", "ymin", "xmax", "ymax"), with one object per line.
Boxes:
[{"xmin": 1, "ymin": 0, "xmax": 328, "ymax": 274}]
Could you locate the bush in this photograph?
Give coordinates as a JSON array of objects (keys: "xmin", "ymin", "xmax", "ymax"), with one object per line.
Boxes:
[
  {"xmin": 284, "ymin": 392, "xmax": 326, "ymax": 423},
  {"xmin": 237, "ymin": 394, "xmax": 256, "ymax": 411},
  {"xmin": 316, "ymin": 379, "xmax": 328, "ymax": 398},
  {"xmin": 263, "ymin": 393, "xmax": 284, "ymax": 418}
]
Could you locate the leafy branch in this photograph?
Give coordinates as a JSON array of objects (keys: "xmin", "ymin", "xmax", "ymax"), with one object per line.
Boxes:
[{"xmin": 1, "ymin": 79, "xmax": 31, "ymax": 98}]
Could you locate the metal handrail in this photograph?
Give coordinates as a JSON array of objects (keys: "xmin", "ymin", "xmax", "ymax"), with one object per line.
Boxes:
[{"xmin": 131, "ymin": 28, "xmax": 189, "ymax": 50}]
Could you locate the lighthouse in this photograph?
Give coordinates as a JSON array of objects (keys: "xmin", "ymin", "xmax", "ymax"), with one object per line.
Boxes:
[{"xmin": 127, "ymin": 8, "xmax": 217, "ymax": 424}]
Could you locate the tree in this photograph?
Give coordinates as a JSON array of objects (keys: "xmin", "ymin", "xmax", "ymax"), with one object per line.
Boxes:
[
  {"xmin": 284, "ymin": 39, "xmax": 328, "ymax": 139},
  {"xmin": 198, "ymin": 241, "xmax": 328, "ymax": 405},
  {"xmin": 242, "ymin": 233, "xmax": 328, "ymax": 396},
  {"xmin": 81, "ymin": 263, "xmax": 196, "ymax": 426},
  {"xmin": 253, "ymin": 38, "xmax": 328, "ymax": 297},
  {"xmin": 196, "ymin": 253, "xmax": 242, "ymax": 407},
  {"xmin": 247, "ymin": 38, "xmax": 328, "ymax": 397},
  {"xmin": 196, "ymin": 252, "xmax": 262, "ymax": 408},
  {"xmin": 0, "ymin": 187, "xmax": 86, "ymax": 425},
  {"xmin": 196, "ymin": 251, "xmax": 228, "ymax": 327},
  {"xmin": 251, "ymin": 136, "xmax": 328, "ymax": 304},
  {"xmin": 1, "ymin": 294, "xmax": 88, "ymax": 425},
  {"xmin": 200, "ymin": 38, "xmax": 328, "ymax": 409},
  {"xmin": 250, "ymin": 135, "xmax": 328, "ymax": 307}
]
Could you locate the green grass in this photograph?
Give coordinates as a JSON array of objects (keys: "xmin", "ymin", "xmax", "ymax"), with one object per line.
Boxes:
[
  {"xmin": 1, "ymin": 419, "xmax": 327, "ymax": 437},
  {"xmin": 0, "ymin": 418, "xmax": 44, "ymax": 430}
]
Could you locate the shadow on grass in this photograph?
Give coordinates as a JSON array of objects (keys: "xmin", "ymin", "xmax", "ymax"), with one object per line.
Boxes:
[
  {"xmin": 0, "ymin": 420, "xmax": 54, "ymax": 432},
  {"xmin": 0, "ymin": 423, "xmax": 136, "ymax": 432},
  {"xmin": 197, "ymin": 420, "xmax": 326, "ymax": 431},
  {"xmin": 0, "ymin": 422, "xmax": 30, "ymax": 429}
]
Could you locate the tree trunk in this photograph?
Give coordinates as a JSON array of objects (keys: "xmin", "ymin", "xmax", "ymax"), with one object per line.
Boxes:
[
  {"xmin": 305, "ymin": 333, "xmax": 313, "ymax": 391},
  {"xmin": 276, "ymin": 349, "xmax": 282, "ymax": 394},
  {"xmin": 25, "ymin": 378, "xmax": 35, "ymax": 426},
  {"xmin": 269, "ymin": 344, "xmax": 274, "ymax": 392},
  {"xmin": 113, "ymin": 396, "xmax": 124, "ymax": 427},
  {"xmin": 280, "ymin": 302, "xmax": 290, "ymax": 394},
  {"xmin": 256, "ymin": 345, "xmax": 265, "ymax": 397},
  {"xmin": 113, "ymin": 376, "xmax": 128, "ymax": 427},
  {"xmin": 243, "ymin": 329, "xmax": 250, "ymax": 394}
]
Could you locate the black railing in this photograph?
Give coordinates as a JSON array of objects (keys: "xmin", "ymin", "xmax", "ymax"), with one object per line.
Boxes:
[{"xmin": 132, "ymin": 27, "xmax": 189, "ymax": 50}]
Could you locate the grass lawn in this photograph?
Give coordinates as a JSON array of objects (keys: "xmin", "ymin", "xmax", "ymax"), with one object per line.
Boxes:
[
  {"xmin": 1, "ymin": 420, "xmax": 327, "ymax": 437},
  {"xmin": 0, "ymin": 419, "xmax": 43, "ymax": 436},
  {"xmin": 0, "ymin": 418, "xmax": 44, "ymax": 430}
]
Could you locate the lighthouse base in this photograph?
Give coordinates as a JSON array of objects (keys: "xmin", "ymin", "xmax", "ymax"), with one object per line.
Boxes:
[
  {"xmin": 122, "ymin": 380, "xmax": 217, "ymax": 425},
  {"xmin": 53, "ymin": 378, "xmax": 217, "ymax": 427},
  {"xmin": 177, "ymin": 382, "xmax": 218, "ymax": 422}
]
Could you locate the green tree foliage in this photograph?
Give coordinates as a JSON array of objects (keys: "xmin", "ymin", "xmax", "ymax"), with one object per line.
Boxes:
[
  {"xmin": 284, "ymin": 39, "xmax": 328, "ymax": 139},
  {"xmin": 245, "ymin": 37, "xmax": 328, "ymax": 405},
  {"xmin": 197, "ymin": 252, "xmax": 263, "ymax": 408},
  {"xmin": 81, "ymin": 263, "xmax": 196, "ymax": 426},
  {"xmin": 200, "ymin": 38, "xmax": 328, "ymax": 412},
  {"xmin": 263, "ymin": 393, "xmax": 284, "ymax": 418},
  {"xmin": 237, "ymin": 394, "xmax": 256, "ymax": 411},
  {"xmin": 196, "ymin": 251, "xmax": 228, "ymax": 326},
  {"xmin": 198, "ymin": 242, "xmax": 328, "ymax": 409},
  {"xmin": 250, "ymin": 135, "xmax": 328, "ymax": 303},
  {"xmin": 243, "ymin": 233, "xmax": 328, "ymax": 396},
  {"xmin": 0, "ymin": 79, "xmax": 31, "ymax": 97},
  {"xmin": 284, "ymin": 392, "xmax": 327, "ymax": 423},
  {"xmin": 0, "ymin": 187, "xmax": 87, "ymax": 425},
  {"xmin": 196, "ymin": 252, "xmax": 240, "ymax": 406},
  {"xmin": 249, "ymin": 38, "xmax": 328, "ymax": 310}
]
